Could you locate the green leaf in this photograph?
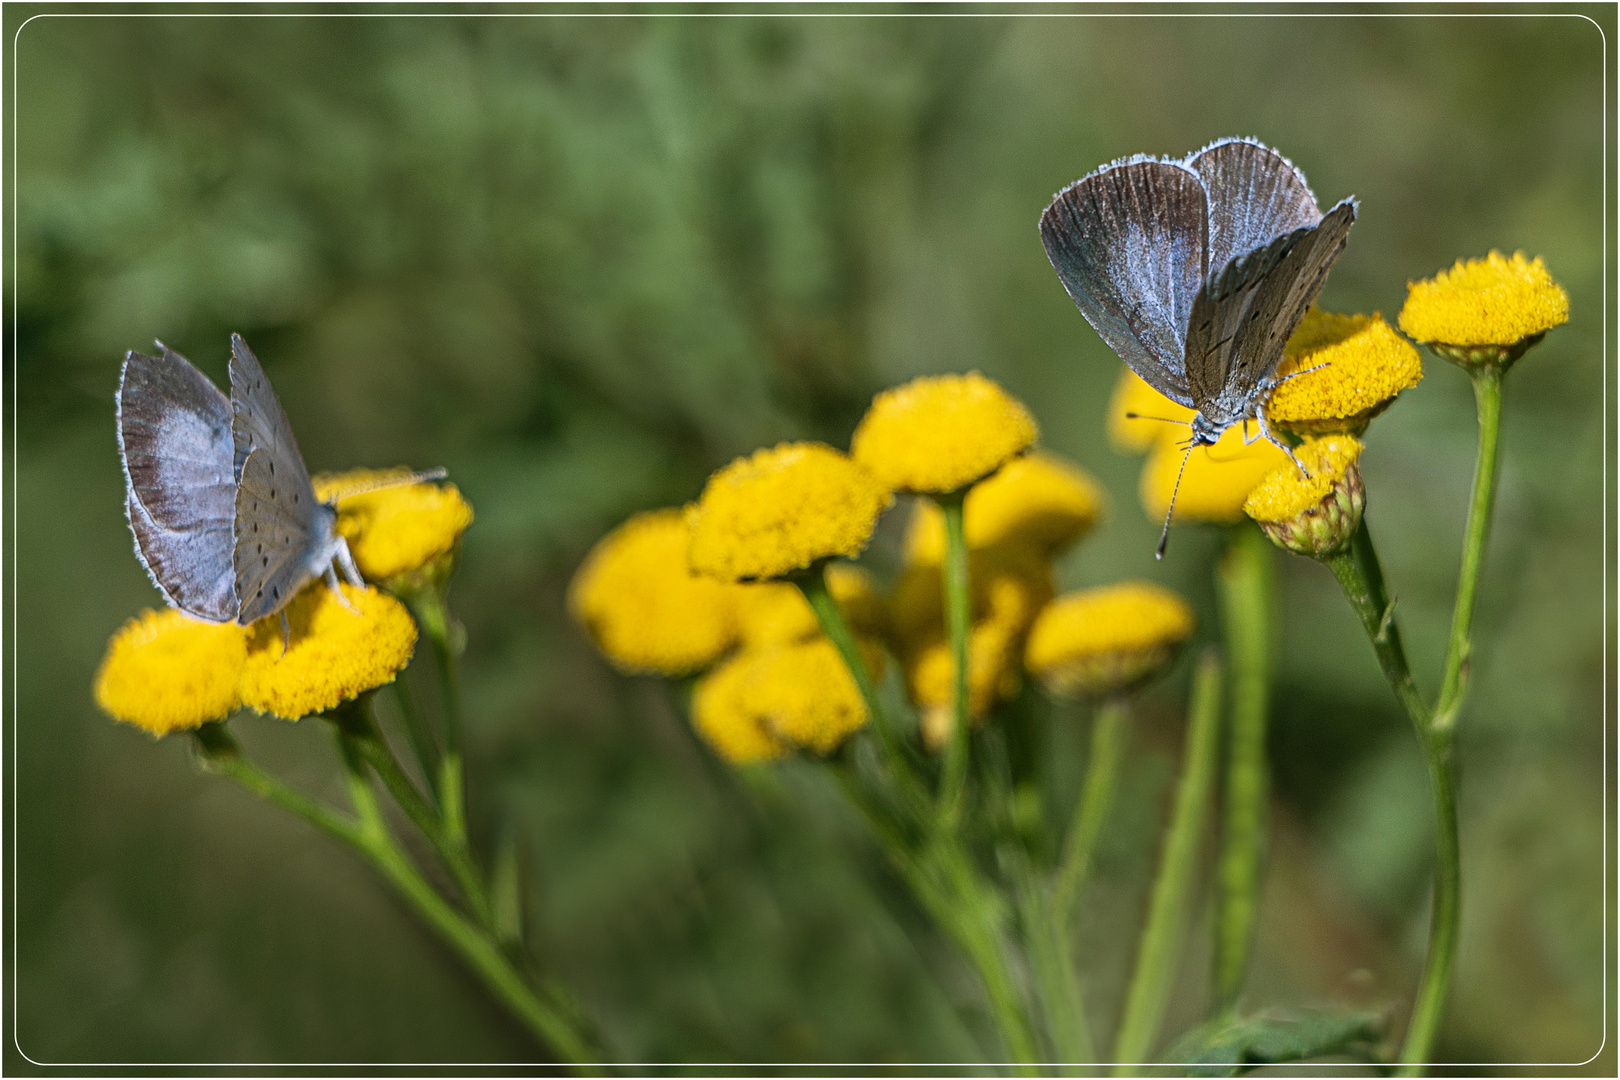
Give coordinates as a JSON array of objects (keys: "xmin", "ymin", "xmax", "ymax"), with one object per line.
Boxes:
[{"xmin": 1167, "ymin": 1009, "xmax": 1386, "ymax": 1076}]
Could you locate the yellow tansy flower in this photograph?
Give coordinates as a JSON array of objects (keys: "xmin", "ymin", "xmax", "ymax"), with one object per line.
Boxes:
[
  {"xmin": 94, "ymin": 609, "xmax": 249, "ymax": 736},
  {"xmin": 751, "ymin": 638, "xmax": 875, "ymax": 755},
  {"xmin": 691, "ymin": 652, "xmax": 790, "ymax": 765},
  {"xmin": 1399, "ymin": 251, "xmax": 1569, "ymax": 353},
  {"xmin": 315, "ymin": 468, "xmax": 474, "ymax": 584},
  {"xmin": 905, "ymin": 451, "xmax": 1105, "ymax": 564},
  {"xmin": 1108, "ymin": 368, "xmax": 1196, "ymax": 453},
  {"xmin": 240, "ymin": 583, "xmax": 417, "ymax": 721},
  {"xmin": 911, "ymin": 620, "xmax": 1027, "ymax": 750},
  {"xmin": 1244, "ymin": 435, "xmax": 1366, "ymax": 558},
  {"xmin": 736, "ymin": 564, "xmax": 884, "ymax": 648},
  {"xmin": 687, "ymin": 443, "xmax": 891, "ymax": 583},
  {"xmin": 851, "ymin": 372, "xmax": 1038, "ymax": 495},
  {"xmin": 1025, "ymin": 582, "xmax": 1195, "ymax": 698},
  {"xmin": 1139, "ymin": 426, "xmax": 1291, "ymax": 525},
  {"xmin": 1267, "ymin": 310, "xmax": 1423, "ymax": 435},
  {"xmin": 569, "ymin": 508, "xmax": 743, "ymax": 676}
]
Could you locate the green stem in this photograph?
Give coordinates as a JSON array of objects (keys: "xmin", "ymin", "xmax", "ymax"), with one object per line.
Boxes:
[
  {"xmin": 1325, "ymin": 521, "xmax": 1461, "ymax": 1075},
  {"xmin": 341, "ymin": 699, "xmax": 495, "ymax": 929},
  {"xmin": 1051, "ymin": 697, "xmax": 1130, "ymax": 922},
  {"xmin": 390, "ymin": 676, "xmax": 441, "ymax": 802},
  {"xmin": 1016, "ymin": 867, "xmax": 1096, "ymax": 1067},
  {"xmin": 1113, "ymin": 650, "xmax": 1224, "ymax": 1074},
  {"xmin": 192, "ymin": 723, "xmax": 364, "ymax": 847},
  {"xmin": 938, "ymin": 493, "xmax": 973, "ymax": 829},
  {"xmin": 1212, "ymin": 522, "xmax": 1274, "ymax": 1016},
  {"xmin": 797, "ymin": 567, "xmax": 927, "ymax": 815},
  {"xmin": 410, "ymin": 588, "xmax": 470, "ymax": 849},
  {"xmin": 1435, "ymin": 365, "xmax": 1504, "ymax": 732},
  {"xmin": 330, "ymin": 728, "xmax": 601, "ymax": 1071}
]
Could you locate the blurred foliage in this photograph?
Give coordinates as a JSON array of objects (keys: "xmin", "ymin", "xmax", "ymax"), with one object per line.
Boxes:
[{"xmin": 8, "ymin": 11, "xmax": 1610, "ymax": 1069}]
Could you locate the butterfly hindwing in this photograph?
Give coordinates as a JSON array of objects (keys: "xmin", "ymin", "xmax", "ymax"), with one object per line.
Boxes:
[
  {"xmin": 1041, "ymin": 158, "xmax": 1210, "ymax": 405},
  {"xmin": 233, "ymin": 446, "xmax": 324, "ymax": 625},
  {"xmin": 116, "ymin": 347, "xmax": 238, "ymax": 622},
  {"xmin": 1186, "ymin": 137, "xmax": 1324, "ymax": 278}
]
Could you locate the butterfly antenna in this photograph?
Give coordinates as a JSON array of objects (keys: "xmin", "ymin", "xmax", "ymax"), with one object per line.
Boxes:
[
  {"xmin": 322, "ymin": 467, "xmax": 449, "ymax": 502},
  {"xmin": 1155, "ymin": 444, "xmax": 1196, "ymax": 561},
  {"xmin": 1125, "ymin": 411, "xmax": 1194, "ymax": 427}
]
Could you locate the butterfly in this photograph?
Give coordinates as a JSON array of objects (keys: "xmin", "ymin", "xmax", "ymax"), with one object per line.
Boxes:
[
  {"xmin": 117, "ymin": 334, "xmax": 440, "ymax": 628},
  {"xmin": 1039, "ymin": 137, "xmax": 1356, "ymax": 556}
]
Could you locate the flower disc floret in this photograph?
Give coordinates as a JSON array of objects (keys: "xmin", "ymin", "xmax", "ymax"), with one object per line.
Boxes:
[
  {"xmin": 315, "ymin": 469, "xmax": 474, "ymax": 583},
  {"xmin": 752, "ymin": 638, "xmax": 873, "ymax": 755},
  {"xmin": 1399, "ymin": 251, "xmax": 1569, "ymax": 348},
  {"xmin": 1108, "ymin": 369, "xmax": 1196, "ymax": 453},
  {"xmin": 95, "ymin": 609, "xmax": 249, "ymax": 735},
  {"xmin": 1243, "ymin": 435, "xmax": 1364, "ymax": 522},
  {"xmin": 240, "ymin": 583, "xmax": 417, "ymax": 720},
  {"xmin": 569, "ymin": 508, "xmax": 743, "ymax": 675},
  {"xmin": 906, "ymin": 451, "xmax": 1105, "ymax": 563},
  {"xmin": 851, "ymin": 372, "xmax": 1038, "ymax": 494},
  {"xmin": 1025, "ymin": 582, "xmax": 1195, "ymax": 698},
  {"xmin": 1267, "ymin": 311, "xmax": 1423, "ymax": 435},
  {"xmin": 691, "ymin": 653, "xmax": 790, "ymax": 765},
  {"xmin": 1139, "ymin": 427, "xmax": 1290, "ymax": 525},
  {"xmin": 687, "ymin": 443, "xmax": 891, "ymax": 582}
]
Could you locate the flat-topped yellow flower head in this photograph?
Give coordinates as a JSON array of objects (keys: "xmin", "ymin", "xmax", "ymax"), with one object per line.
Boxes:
[
  {"xmin": 750, "ymin": 638, "xmax": 874, "ymax": 755},
  {"xmin": 240, "ymin": 583, "xmax": 417, "ymax": 721},
  {"xmin": 1108, "ymin": 368, "xmax": 1196, "ymax": 453},
  {"xmin": 1025, "ymin": 582, "xmax": 1195, "ymax": 698},
  {"xmin": 569, "ymin": 508, "xmax": 743, "ymax": 675},
  {"xmin": 687, "ymin": 443, "xmax": 891, "ymax": 582},
  {"xmin": 905, "ymin": 451, "xmax": 1105, "ymax": 563},
  {"xmin": 315, "ymin": 469, "xmax": 474, "ymax": 587},
  {"xmin": 1245, "ymin": 435, "xmax": 1366, "ymax": 558},
  {"xmin": 1267, "ymin": 310, "xmax": 1423, "ymax": 436},
  {"xmin": 736, "ymin": 564, "xmax": 883, "ymax": 648},
  {"xmin": 691, "ymin": 652, "xmax": 790, "ymax": 765},
  {"xmin": 1399, "ymin": 251, "xmax": 1569, "ymax": 369},
  {"xmin": 95, "ymin": 609, "xmax": 249, "ymax": 735},
  {"xmin": 852, "ymin": 372, "xmax": 1038, "ymax": 495},
  {"xmin": 1139, "ymin": 427, "xmax": 1291, "ymax": 525}
]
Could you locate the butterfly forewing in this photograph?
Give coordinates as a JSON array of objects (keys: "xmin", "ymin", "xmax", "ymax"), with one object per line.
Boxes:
[
  {"xmin": 1186, "ymin": 138, "xmax": 1323, "ymax": 278},
  {"xmin": 1040, "ymin": 159, "xmax": 1209, "ymax": 405},
  {"xmin": 233, "ymin": 447, "xmax": 325, "ymax": 624},
  {"xmin": 229, "ymin": 333, "xmax": 315, "ymax": 498},
  {"xmin": 117, "ymin": 348, "xmax": 238, "ymax": 622}
]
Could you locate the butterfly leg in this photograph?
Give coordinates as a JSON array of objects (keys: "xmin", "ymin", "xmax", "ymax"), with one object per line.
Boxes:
[
  {"xmin": 1271, "ymin": 360, "xmax": 1331, "ymax": 387},
  {"xmin": 1254, "ymin": 403, "xmax": 1309, "ymax": 477},
  {"xmin": 334, "ymin": 537, "xmax": 366, "ymax": 589},
  {"xmin": 278, "ymin": 612, "xmax": 291, "ymax": 658},
  {"xmin": 324, "ymin": 562, "xmax": 363, "ymax": 615}
]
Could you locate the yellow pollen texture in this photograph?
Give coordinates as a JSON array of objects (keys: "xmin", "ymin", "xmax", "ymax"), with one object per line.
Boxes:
[
  {"xmin": 1243, "ymin": 435, "xmax": 1363, "ymax": 522},
  {"xmin": 1268, "ymin": 311, "xmax": 1423, "ymax": 425},
  {"xmin": 240, "ymin": 583, "xmax": 417, "ymax": 720},
  {"xmin": 691, "ymin": 652, "xmax": 791, "ymax": 765},
  {"xmin": 569, "ymin": 508, "xmax": 743, "ymax": 675},
  {"xmin": 851, "ymin": 372, "xmax": 1038, "ymax": 494},
  {"xmin": 316, "ymin": 469, "xmax": 474, "ymax": 581},
  {"xmin": 687, "ymin": 443, "xmax": 891, "ymax": 582},
  {"xmin": 94, "ymin": 609, "xmax": 249, "ymax": 736},
  {"xmin": 751, "ymin": 638, "xmax": 872, "ymax": 755},
  {"xmin": 1025, "ymin": 582, "xmax": 1195, "ymax": 672},
  {"xmin": 905, "ymin": 451, "xmax": 1105, "ymax": 563},
  {"xmin": 1399, "ymin": 251, "xmax": 1569, "ymax": 347}
]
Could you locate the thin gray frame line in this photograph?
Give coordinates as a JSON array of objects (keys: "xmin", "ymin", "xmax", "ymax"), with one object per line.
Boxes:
[{"xmin": 6, "ymin": 4, "xmax": 1611, "ymax": 1071}]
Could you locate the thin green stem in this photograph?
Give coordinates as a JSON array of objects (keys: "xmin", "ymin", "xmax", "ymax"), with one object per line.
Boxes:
[
  {"xmin": 938, "ymin": 494, "xmax": 973, "ymax": 828},
  {"xmin": 410, "ymin": 588, "xmax": 470, "ymax": 849},
  {"xmin": 1435, "ymin": 365, "xmax": 1504, "ymax": 731},
  {"xmin": 390, "ymin": 676, "xmax": 441, "ymax": 802},
  {"xmin": 1051, "ymin": 697, "xmax": 1130, "ymax": 922},
  {"xmin": 1016, "ymin": 864, "xmax": 1096, "ymax": 1067},
  {"xmin": 797, "ymin": 567, "xmax": 928, "ymax": 816},
  {"xmin": 1113, "ymin": 650, "xmax": 1224, "ymax": 1075},
  {"xmin": 192, "ymin": 723, "xmax": 363, "ymax": 847},
  {"xmin": 330, "ymin": 728, "xmax": 601, "ymax": 1071},
  {"xmin": 1212, "ymin": 522, "xmax": 1274, "ymax": 1016},
  {"xmin": 1324, "ymin": 522, "xmax": 1431, "ymax": 732}
]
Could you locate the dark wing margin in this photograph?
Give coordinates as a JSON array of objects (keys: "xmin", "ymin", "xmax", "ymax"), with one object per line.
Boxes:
[
  {"xmin": 233, "ymin": 447, "xmax": 317, "ymax": 624},
  {"xmin": 117, "ymin": 347, "xmax": 238, "ymax": 622},
  {"xmin": 1040, "ymin": 159, "xmax": 1208, "ymax": 405},
  {"xmin": 1186, "ymin": 137, "xmax": 1323, "ymax": 281},
  {"xmin": 1186, "ymin": 198, "xmax": 1356, "ymax": 410}
]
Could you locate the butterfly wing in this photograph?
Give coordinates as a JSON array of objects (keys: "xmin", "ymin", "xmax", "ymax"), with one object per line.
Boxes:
[
  {"xmin": 1186, "ymin": 137, "xmax": 1324, "ymax": 278},
  {"xmin": 233, "ymin": 447, "xmax": 327, "ymax": 624},
  {"xmin": 229, "ymin": 333, "xmax": 315, "ymax": 496},
  {"xmin": 1185, "ymin": 198, "xmax": 1357, "ymax": 422},
  {"xmin": 1040, "ymin": 158, "xmax": 1209, "ymax": 405},
  {"xmin": 116, "ymin": 347, "xmax": 238, "ymax": 622}
]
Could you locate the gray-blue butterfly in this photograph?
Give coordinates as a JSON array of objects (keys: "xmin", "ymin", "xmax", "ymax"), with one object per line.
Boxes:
[
  {"xmin": 118, "ymin": 334, "xmax": 401, "ymax": 626},
  {"xmin": 1039, "ymin": 137, "xmax": 1356, "ymax": 556}
]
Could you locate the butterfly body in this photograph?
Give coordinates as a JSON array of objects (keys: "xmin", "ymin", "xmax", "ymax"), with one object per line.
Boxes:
[
  {"xmin": 118, "ymin": 334, "xmax": 364, "ymax": 625},
  {"xmin": 1040, "ymin": 137, "xmax": 1356, "ymax": 454}
]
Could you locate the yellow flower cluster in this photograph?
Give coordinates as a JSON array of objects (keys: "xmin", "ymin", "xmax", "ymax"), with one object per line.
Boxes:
[
  {"xmin": 315, "ymin": 469, "xmax": 474, "ymax": 584},
  {"xmin": 1243, "ymin": 435, "xmax": 1364, "ymax": 523},
  {"xmin": 98, "ymin": 470, "xmax": 471, "ymax": 734},
  {"xmin": 1399, "ymin": 251, "xmax": 1569, "ymax": 348},
  {"xmin": 736, "ymin": 565, "xmax": 884, "ymax": 649},
  {"xmin": 1267, "ymin": 311, "xmax": 1423, "ymax": 436},
  {"xmin": 905, "ymin": 451, "xmax": 1104, "ymax": 564},
  {"xmin": 1026, "ymin": 583, "xmax": 1195, "ymax": 698},
  {"xmin": 687, "ymin": 443, "xmax": 891, "ymax": 582},
  {"xmin": 852, "ymin": 372, "xmax": 1038, "ymax": 494}
]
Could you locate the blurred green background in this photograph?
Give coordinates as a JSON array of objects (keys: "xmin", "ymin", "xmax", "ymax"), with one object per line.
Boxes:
[{"xmin": 8, "ymin": 9, "xmax": 1611, "ymax": 1069}]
